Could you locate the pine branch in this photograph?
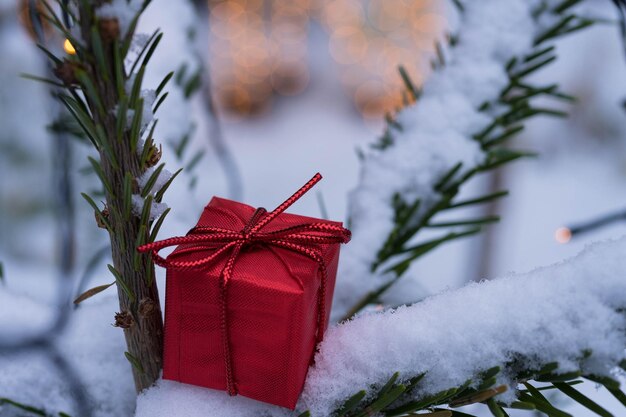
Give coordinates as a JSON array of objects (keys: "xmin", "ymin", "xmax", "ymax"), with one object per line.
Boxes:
[
  {"xmin": 167, "ymin": 0, "xmax": 244, "ymax": 199},
  {"xmin": 325, "ymin": 369, "xmax": 623, "ymax": 417},
  {"xmin": 30, "ymin": 0, "xmax": 178, "ymax": 391},
  {"xmin": 557, "ymin": 208, "xmax": 626, "ymax": 242},
  {"xmin": 0, "ymin": 396, "xmax": 65, "ymax": 417}
]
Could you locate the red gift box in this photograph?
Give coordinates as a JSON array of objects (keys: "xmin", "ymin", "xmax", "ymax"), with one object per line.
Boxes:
[{"xmin": 139, "ymin": 174, "xmax": 350, "ymax": 409}]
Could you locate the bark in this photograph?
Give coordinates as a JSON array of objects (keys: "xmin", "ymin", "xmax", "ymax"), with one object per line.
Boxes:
[{"xmin": 110, "ymin": 218, "xmax": 163, "ymax": 391}]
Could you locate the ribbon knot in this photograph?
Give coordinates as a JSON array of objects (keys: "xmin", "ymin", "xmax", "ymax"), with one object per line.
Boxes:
[
  {"xmin": 138, "ymin": 173, "xmax": 350, "ymax": 397},
  {"xmin": 238, "ymin": 207, "xmax": 267, "ymax": 243}
]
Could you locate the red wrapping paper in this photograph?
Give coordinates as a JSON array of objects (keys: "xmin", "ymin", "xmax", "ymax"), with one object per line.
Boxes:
[{"xmin": 145, "ymin": 176, "xmax": 349, "ymax": 409}]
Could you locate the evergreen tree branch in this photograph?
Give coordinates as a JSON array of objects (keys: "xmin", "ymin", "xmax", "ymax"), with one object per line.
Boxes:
[
  {"xmin": 30, "ymin": 0, "xmax": 178, "ymax": 391},
  {"xmin": 327, "ymin": 369, "xmax": 623, "ymax": 417},
  {"xmin": 340, "ymin": 0, "xmax": 600, "ymax": 321}
]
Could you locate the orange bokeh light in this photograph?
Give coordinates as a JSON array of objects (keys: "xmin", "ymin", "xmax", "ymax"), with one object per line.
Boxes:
[{"xmin": 555, "ymin": 227, "xmax": 572, "ymax": 244}]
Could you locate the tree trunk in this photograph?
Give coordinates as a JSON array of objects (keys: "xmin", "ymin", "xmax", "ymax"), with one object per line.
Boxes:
[
  {"xmin": 97, "ymin": 72, "xmax": 164, "ymax": 392},
  {"xmin": 97, "ymin": 59, "xmax": 164, "ymax": 394},
  {"xmin": 110, "ymin": 223, "xmax": 163, "ymax": 391}
]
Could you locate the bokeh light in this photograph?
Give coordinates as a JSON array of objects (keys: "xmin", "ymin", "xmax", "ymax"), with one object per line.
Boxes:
[
  {"xmin": 207, "ymin": 0, "xmax": 445, "ymax": 117},
  {"xmin": 555, "ymin": 227, "xmax": 572, "ymax": 244},
  {"xmin": 63, "ymin": 38, "xmax": 76, "ymax": 55}
]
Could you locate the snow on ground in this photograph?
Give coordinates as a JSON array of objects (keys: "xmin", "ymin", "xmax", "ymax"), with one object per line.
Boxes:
[
  {"xmin": 0, "ymin": 291, "xmax": 133, "ymax": 417},
  {"xmin": 135, "ymin": 236, "xmax": 626, "ymax": 416}
]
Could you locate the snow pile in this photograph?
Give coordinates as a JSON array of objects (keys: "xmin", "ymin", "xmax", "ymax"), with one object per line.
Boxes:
[
  {"xmin": 333, "ymin": 0, "xmax": 565, "ymax": 318},
  {"xmin": 135, "ymin": 236, "xmax": 626, "ymax": 416}
]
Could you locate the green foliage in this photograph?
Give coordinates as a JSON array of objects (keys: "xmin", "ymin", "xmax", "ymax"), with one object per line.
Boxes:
[
  {"xmin": 140, "ymin": 163, "xmax": 165, "ymax": 198},
  {"xmin": 553, "ymin": 382, "xmax": 613, "ymax": 416},
  {"xmin": 157, "ymin": 56, "xmax": 207, "ymax": 190},
  {"xmin": 107, "ymin": 264, "xmax": 135, "ymax": 303},
  {"xmin": 0, "ymin": 397, "xmax": 47, "ymax": 416},
  {"xmin": 154, "ymin": 169, "xmax": 182, "ymax": 203},
  {"xmin": 20, "ymin": 73, "xmax": 65, "ymax": 88},
  {"xmin": 344, "ymin": 0, "xmax": 601, "ymax": 321},
  {"xmin": 156, "ymin": 71, "xmax": 174, "ymax": 97},
  {"xmin": 47, "ymin": 114, "xmax": 88, "ymax": 141},
  {"xmin": 139, "ymin": 120, "xmax": 158, "ymax": 170},
  {"xmin": 336, "ymin": 391, "xmax": 367, "ymax": 416},
  {"xmin": 124, "ymin": 351, "xmax": 145, "ymax": 374},
  {"xmin": 175, "ymin": 62, "xmax": 203, "ymax": 99},
  {"xmin": 28, "ymin": 0, "xmax": 179, "ymax": 314},
  {"xmin": 80, "ymin": 193, "xmax": 111, "ymax": 232},
  {"xmin": 0, "ymin": 397, "xmax": 71, "ymax": 417},
  {"xmin": 295, "ymin": 361, "xmax": 625, "ymax": 417},
  {"xmin": 398, "ymin": 65, "xmax": 420, "ymax": 101}
]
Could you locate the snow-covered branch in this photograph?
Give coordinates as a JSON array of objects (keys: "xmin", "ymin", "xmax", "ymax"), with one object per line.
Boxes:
[
  {"xmin": 136, "ymin": 236, "xmax": 626, "ymax": 416},
  {"xmin": 333, "ymin": 0, "xmax": 597, "ymax": 320}
]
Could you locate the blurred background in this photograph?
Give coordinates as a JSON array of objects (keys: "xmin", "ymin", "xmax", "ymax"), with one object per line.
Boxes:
[
  {"xmin": 1, "ymin": 0, "xmax": 626, "ymax": 415},
  {"xmin": 2, "ymin": 0, "xmax": 625, "ymax": 300}
]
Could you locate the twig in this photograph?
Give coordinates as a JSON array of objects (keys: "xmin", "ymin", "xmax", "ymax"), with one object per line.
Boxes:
[
  {"xmin": 202, "ymin": 69, "xmax": 243, "ymax": 200},
  {"xmin": 193, "ymin": 0, "xmax": 243, "ymax": 200},
  {"xmin": 612, "ymin": 0, "xmax": 626, "ymax": 59},
  {"xmin": 558, "ymin": 208, "xmax": 626, "ymax": 242}
]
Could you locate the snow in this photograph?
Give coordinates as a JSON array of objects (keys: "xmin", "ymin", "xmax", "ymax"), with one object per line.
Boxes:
[
  {"xmin": 123, "ymin": 79, "xmax": 156, "ymax": 133},
  {"xmin": 135, "ymin": 236, "xmax": 626, "ymax": 416},
  {"xmin": 137, "ymin": 166, "xmax": 172, "ymax": 193},
  {"xmin": 131, "ymin": 194, "xmax": 168, "ymax": 221},
  {"xmin": 134, "ymin": 89, "xmax": 156, "ymax": 132},
  {"xmin": 0, "ymin": 290, "xmax": 53, "ymax": 339},
  {"xmin": 130, "ymin": 167, "xmax": 173, "ymax": 221}
]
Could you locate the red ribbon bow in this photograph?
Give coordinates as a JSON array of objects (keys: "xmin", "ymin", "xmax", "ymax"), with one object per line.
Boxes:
[{"xmin": 138, "ymin": 173, "xmax": 351, "ymax": 396}]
